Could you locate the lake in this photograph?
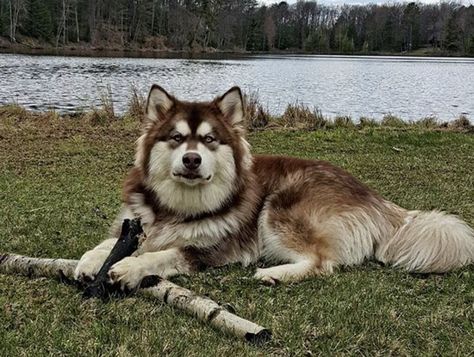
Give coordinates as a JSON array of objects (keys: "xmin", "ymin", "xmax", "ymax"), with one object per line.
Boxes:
[{"xmin": 0, "ymin": 53, "xmax": 473, "ymax": 121}]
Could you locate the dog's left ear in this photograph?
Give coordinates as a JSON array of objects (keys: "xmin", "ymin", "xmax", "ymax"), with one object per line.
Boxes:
[{"xmin": 216, "ymin": 87, "xmax": 244, "ymax": 127}]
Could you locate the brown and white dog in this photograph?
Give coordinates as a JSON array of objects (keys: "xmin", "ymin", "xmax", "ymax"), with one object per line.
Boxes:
[{"xmin": 74, "ymin": 85, "xmax": 474, "ymax": 288}]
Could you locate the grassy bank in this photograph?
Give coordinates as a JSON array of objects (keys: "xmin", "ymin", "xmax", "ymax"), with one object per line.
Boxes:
[
  {"xmin": 0, "ymin": 108, "xmax": 473, "ymax": 355},
  {"xmin": 242, "ymin": 92, "xmax": 473, "ymax": 133},
  {"xmin": 2, "ymin": 85, "xmax": 472, "ymax": 134}
]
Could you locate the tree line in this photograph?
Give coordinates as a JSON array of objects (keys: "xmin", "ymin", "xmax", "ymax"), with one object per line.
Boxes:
[{"xmin": 1, "ymin": 0, "xmax": 473, "ymax": 55}]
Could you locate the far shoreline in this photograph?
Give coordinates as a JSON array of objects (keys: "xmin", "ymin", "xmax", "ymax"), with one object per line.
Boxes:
[{"xmin": 1, "ymin": 44, "xmax": 473, "ymax": 60}]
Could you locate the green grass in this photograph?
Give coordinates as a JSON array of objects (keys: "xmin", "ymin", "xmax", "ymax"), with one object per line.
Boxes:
[{"xmin": 0, "ymin": 115, "xmax": 473, "ymax": 356}]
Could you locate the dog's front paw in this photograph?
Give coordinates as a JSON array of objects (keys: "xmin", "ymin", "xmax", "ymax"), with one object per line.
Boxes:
[
  {"xmin": 108, "ymin": 257, "xmax": 147, "ymax": 290},
  {"xmin": 74, "ymin": 249, "xmax": 110, "ymax": 282},
  {"xmin": 254, "ymin": 268, "xmax": 280, "ymax": 286}
]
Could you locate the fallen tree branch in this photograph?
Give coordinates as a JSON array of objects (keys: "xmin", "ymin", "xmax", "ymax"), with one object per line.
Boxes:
[{"xmin": 0, "ymin": 253, "xmax": 271, "ymax": 344}]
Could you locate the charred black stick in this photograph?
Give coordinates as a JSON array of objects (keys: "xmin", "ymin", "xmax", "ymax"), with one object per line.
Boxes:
[{"xmin": 82, "ymin": 218, "xmax": 143, "ymax": 299}]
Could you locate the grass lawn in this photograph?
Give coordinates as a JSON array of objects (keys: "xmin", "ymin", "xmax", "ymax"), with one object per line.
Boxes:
[{"xmin": 0, "ymin": 112, "xmax": 473, "ymax": 356}]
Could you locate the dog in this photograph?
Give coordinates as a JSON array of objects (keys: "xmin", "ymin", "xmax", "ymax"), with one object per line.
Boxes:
[{"xmin": 74, "ymin": 85, "xmax": 474, "ymax": 288}]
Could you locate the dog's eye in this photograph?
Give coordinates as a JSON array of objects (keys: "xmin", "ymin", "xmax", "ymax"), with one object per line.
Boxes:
[
  {"xmin": 171, "ymin": 133, "xmax": 183, "ymax": 143},
  {"xmin": 204, "ymin": 135, "xmax": 215, "ymax": 143}
]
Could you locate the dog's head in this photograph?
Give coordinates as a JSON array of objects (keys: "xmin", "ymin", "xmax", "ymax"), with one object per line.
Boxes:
[{"xmin": 135, "ymin": 85, "xmax": 252, "ymax": 215}]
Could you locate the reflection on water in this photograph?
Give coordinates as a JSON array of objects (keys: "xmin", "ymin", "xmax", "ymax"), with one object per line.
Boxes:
[{"xmin": 0, "ymin": 53, "xmax": 473, "ymax": 121}]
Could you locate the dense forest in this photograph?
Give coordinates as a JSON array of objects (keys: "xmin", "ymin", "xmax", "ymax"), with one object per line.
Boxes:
[{"xmin": 1, "ymin": 0, "xmax": 473, "ymax": 55}]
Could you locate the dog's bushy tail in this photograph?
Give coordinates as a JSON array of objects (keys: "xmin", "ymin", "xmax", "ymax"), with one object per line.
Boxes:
[{"xmin": 376, "ymin": 210, "xmax": 474, "ymax": 273}]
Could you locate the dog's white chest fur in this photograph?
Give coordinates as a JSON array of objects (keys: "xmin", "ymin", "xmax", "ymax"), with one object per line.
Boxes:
[{"xmin": 125, "ymin": 192, "xmax": 242, "ymax": 252}]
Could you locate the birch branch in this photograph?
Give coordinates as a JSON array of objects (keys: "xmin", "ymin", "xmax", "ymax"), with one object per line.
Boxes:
[{"xmin": 0, "ymin": 253, "xmax": 271, "ymax": 345}]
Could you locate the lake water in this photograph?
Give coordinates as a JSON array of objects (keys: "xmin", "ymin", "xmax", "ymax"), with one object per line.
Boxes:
[{"xmin": 0, "ymin": 53, "xmax": 473, "ymax": 121}]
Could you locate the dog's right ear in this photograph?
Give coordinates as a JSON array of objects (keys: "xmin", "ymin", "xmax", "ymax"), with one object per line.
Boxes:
[
  {"xmin": 216, "ymin": 86, "xmax": 244, "ymax": 128},
  {"xmin": 146, "ymin": 85, "xmax": 175, "ymax": 123}
]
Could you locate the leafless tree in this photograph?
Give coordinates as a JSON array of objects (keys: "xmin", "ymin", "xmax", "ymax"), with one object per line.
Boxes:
[{"xmin": 8, "ymin": 0, "xmax": 25, "ymax": 42}]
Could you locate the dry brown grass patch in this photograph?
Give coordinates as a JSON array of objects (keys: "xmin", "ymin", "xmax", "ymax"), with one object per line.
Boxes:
[
  {"xmin": 416, "ymin": 116, "xmax": 439, "ymax": 129},
  {"xmin": 381, "ymin": 114, "xmax": 407, "ymax": 127},
  {"xmin": 448, "ymin": 115, "xmax": 474, "ymax": 132},
  {"xmin": 358, "ymin": 117, "xmax": 379, "ymax": 128},
  {"xmin": 243, "ymin": 91, "xmax": 270, "ymax": 130},
  {"xmin": 281, "ymin": 103, "xmax": 329, "ymax": 130},
  {"xmin": 334, "ymin": 115, "xmax": 355, "ymax": 128},
  {"xmin": 127, "ymin": 85, "xmax": 146, "ymax": 122}
]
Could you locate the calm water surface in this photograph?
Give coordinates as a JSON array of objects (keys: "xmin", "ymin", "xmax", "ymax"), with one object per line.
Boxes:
[{"xmin": 0, "ymin": 53, "xmax": 473, "ymax": 120}]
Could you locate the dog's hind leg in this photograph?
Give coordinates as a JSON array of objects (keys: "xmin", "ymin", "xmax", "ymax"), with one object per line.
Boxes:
[{"xmin": 255, "ymin": 196, "xmax": 337, "ymax": 284}]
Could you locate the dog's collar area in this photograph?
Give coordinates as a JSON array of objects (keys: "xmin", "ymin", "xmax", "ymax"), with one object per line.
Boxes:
[{"xmin": 181, "ymin": 191, "xmax": 245, "ymax": 223}]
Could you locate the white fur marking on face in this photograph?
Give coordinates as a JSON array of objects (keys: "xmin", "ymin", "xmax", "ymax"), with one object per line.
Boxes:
[
  {"xmin": 197, "ymin": 122, "xmax": 212, "ymax": 137},
  {"xmin": 175, "ymin": 120, "xmax": 191, "ymax": 136},
  {"xmin": 149, "ymin": 141, "xmax": 173, "ymax": 180},
  {"xmin": 147, "ymin": 139, "xmax": 237, "ymax": 215},
  {"xmin": 193, "ymin": 142, "xmax": 214, "ymax": 178}
]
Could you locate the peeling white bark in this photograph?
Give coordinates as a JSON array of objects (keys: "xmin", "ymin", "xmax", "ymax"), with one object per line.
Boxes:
[{"xmin": 0, "ymin": 253, "xmax": 271, "ymax": 344}]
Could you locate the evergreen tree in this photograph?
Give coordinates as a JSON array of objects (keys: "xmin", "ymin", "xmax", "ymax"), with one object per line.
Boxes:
[
  {"xmin": 469, "ymin": 35, "xmax": 474, "ymax": 56},
  {"xmin": 444, "ymin": 15, "xmax": 461, "ymax": 52},
  {"xmin": 402, "ymin": 2, "xmax": 421, "ymax": 51},
  {"xmin": 0, "ymin": 9, "xmax": 4, "ymax": 36},
  {"xmin": 26, "ymin": 0, "xmax": 53, "ymax": 41},
  {"xmin": 246, "ymin": 6, "xmax": 267, "ymax": 51},
  {"xmin": 382, "ymin": 13, "xmax": 397, "ymax": 51},
  {"xmin": 304, "ymin": 29, "xmax": 329, "ymax": 53}
]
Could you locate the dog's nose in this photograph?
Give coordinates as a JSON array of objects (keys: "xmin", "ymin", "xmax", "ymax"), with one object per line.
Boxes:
[{"xmin": 182, "ymin": 153, "xmax": 202, "ymax": 170}]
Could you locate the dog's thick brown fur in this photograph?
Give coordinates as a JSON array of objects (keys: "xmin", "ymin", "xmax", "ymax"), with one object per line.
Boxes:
[{"xmin": 74, "ymin": 85, "xmax": 474, "ymax": 287}]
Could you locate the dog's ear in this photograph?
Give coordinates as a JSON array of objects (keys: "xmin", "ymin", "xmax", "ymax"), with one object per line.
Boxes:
[
  {"xmin": 146, "ymin": 85, "xmax": 175, "ymax": 123},
  {"xmin": 216, "ymin": 87, "xmax": 244, "ymax": 127}
]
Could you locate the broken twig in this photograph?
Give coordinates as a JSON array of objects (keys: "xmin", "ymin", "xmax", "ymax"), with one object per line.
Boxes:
[{"xmin": 82, "ymin": 218, "xmax": 143, "ymax": 299}]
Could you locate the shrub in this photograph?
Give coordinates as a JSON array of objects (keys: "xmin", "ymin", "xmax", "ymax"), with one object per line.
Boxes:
[
  {"xmin": 282, "ymin": 102, "xmax": 328, "ymax": 130},
  {"xmin": 243, "ymin": 91, "xmax": 270, "ymax": 130},
  {"xmin": 334, "ymin": 115, "xmax": 355, "ymax": 128},
  {"xmin": 381, "ymin": 114, "xmax": 406, "ymax": 127},
  {"xmin": 358, "ymin": 117, "xmax": 379, "ymax": 128},
  {"xmin": 127, "ymin": 84, "xmax": 146, "ymax": 122}
]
